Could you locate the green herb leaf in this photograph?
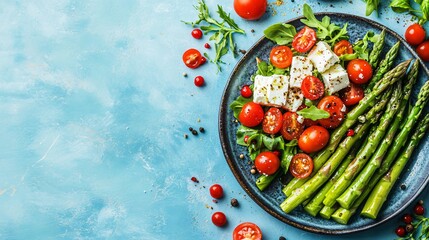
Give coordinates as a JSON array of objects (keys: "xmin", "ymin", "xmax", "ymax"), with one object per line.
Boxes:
[
  {"xmin": 230, "ymin": 95, "xmax": 252, "ymax": 119},
  {"xmin": 297, "ymin": 105, "xmax": 330, "ymax": 121},
  {"xmin": 281, "ymin": 139, "xmax": 298, "ymax": 173},
  {"xmin": 263, "ymin": 23, "xmax": 297, "ymax": 45},
  {"xmin": 365, "ymin": 0, "xmax": 380, "ymax": 16},
  {"xmin": 390, "ymin": 0, "xmax": 412, "ymax": 13},
  {"xmin": 255, "ymin": 59, "xmax": 288, "ymax": 77}
]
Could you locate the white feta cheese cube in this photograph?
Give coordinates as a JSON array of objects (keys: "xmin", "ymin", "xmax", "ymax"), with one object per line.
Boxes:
[
  {"xmin": 308, "ymin": 41, "xmax": 340, "ymax": 73},
  {"xmin": 253, "ymin": 75, "xmax": 270, "ymax": 105},
  {"xmin": 321, "ymin": 64, "xmax": 350, "ymax": 94},
  {"xmin": 267, "ymin": 75, "xmax": 289, "ymax": 107},
  {"xmin": 284, "ymin": 87, "xmax": 304, "ymax": 112},
  {"xmin": 289, "ymin": 56, "xmax": 314, "ymax": 88}
]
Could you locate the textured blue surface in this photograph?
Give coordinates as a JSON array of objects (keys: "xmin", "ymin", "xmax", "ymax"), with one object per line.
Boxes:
[{"xmin": 0, "ymin": 0, "xmax": 428, "ymax": 239}]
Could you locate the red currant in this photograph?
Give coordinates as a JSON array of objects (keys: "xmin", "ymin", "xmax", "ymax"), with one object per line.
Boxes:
[
  {"xmin": 414, "ymin": 204, "xmax": 425, "ymax": 215},
  {"xmin": 395, "ymin": 225, "xmax": 406, "ymax": 237},
  {"xmin": 241, "ymin": 85, "xmax": 253, "ymax": 98},
  {"xmin": 194, "ymin": 76, "xmax": 205, "ymax": 87},
  {"xmin": 191, "ymin": 28, "xmax": 203, "ymax": 39},
  {"xmin": 402, "ymin": 213, "xmax": 413, "ymax": 224},
  {"xmin": 204, "ymin": 43, "xmax": 211, "ymax": 49},
  {"xmin": 209, "ymin": 184, "xmax": 224, "ymax": 199},
  {"xmin": 211, "ymin": 212, "xmax": 227, "ymax": 227}
]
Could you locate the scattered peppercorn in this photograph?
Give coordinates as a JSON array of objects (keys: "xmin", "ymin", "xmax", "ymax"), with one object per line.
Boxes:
[
  {"xmin": 418, "ymin": 199, "xmax": 424, "ymax": 205},
  {"xmin": 400, "ymin": 184, "xmax": 407, "ymax": 190},
  {"xmin": 213, "ymin": 199, "xmax": 218, "ymax": 203},
  {"xmin": 250, "ymin": 29, "xmax": 255, "ymax": 33},
  {"xmin": 183, "ymin": 72, "xmax": 188, "ymax": 77},
  {"xmin": 239, "ymin": 154, "xmax": 244, "ymax": 159},
  {"xmin": 199, "ymin": 127, "xmax": 205, "ymax": 133},
  {"xmin": 239, "ymin": 49, "xmax": 247, "ymax": 54},
  {"xmin": 279, "ymin": 237, "xmax": 286, "ymax": 240},
  {"xmin": 191, "ymin": 176, "xmax": 199, "ymax": 183},
  {"xmin": 192, "ymin": 129, "xmax": 198, "ymax": 135},
  {"xmin": 231, "ymin": 198, "xmax": 239, "ymax": 207},
  {"xmin": 250, "ymin": 169, "xmax": 256, "ymax": 174},
  {"xmin": 184, "ymin": 134, "xmax": 188, "ymax": 139},
  {"xmin": 405, "ymin": 224, "xmax": 414, "ymax": 233},
  {"xmin": 189, "ymin": 127, "xmax": 194, "ymax": 131}
]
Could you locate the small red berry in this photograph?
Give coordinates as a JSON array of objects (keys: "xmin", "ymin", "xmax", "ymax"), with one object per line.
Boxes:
[
  {"xmin": 241, "ymin": 85, "xmax": 253, "ymax": 98},
  {"xmin": 395, "ymin": 225, "xmax": 406, "ymax": 237},
  {"xmin": 346, "ymin": 129, "xmax": 355, "ymax": 137},
  {"xmin": 209, "ymin": 184, "xmax": 224, "ymax": 199},
  {"xmin": 211, "ymin": 212, "xmax": 227, "ymax": 227},
  {"xmin": 191, "ymin": 176, "xmax": 199, "ymax": 183},
  {"xmin": 402, "ymin": 213, "xmax": 413, "ymax": 224},
  {"xmin": 200, "ymin": 56, "xmax": 207, "ymax": 65},
  {"xmin": 414, "ymin": 204, "xmax": 425, "ymax": 215},
  {"xmin": 244, "ymin": 135, "xmax": 249, "ymax": 144},
  {"xmin": 194, "ymin": 76, "xmax": 205, "ymax": 87},
  {"xmin": 204, "ymin": 43, "xmax": 211, "ymax": 49},
  {"xmin": 191, "ymin": 28, "xmax": 203, "ymax": 39},
  {"xmin": 273, "ymin": 150, "xmax": 280, "ymax": 157}
]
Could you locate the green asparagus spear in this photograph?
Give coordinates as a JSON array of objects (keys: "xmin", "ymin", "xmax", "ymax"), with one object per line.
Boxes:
[
  {"xmin": 369, "ymin": 29, "xmax": 386, "ymax": 69},
  {"xmin": 366, "ymin": 41, "xmax": 401, "ymax": 93},
  {"xmin": 280, "ymin": 113, "xmax": 380, "ymax": 213},
  {"xmin": 303, "ymin": 144, "xmax": 359, "ymax": 216},
  {"xmin": 256, "ymin": 170, "xmax": 280, "ymax": 191},
  {"xmin": 336, "ymin": 60, "xmax": 420, "ymax": 209},
  {"xmin": 282, "ymin": 59, "xmax": 410, "ymax": 197},
  {"xmin": 361, "ymin": 113, "xmax": 429, "ymax": 219},
  {"xmin": 319, "ymin": 204, "xmax": 339, "ymax": 219},
  {"xmin": 323, "ymin": 84, "xmax": 402, "ymax": 208}
]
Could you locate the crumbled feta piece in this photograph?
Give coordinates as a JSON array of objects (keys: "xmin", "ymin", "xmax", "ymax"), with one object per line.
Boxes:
[
  {"xmin": 289, "ymin": 56, "xmax": 314, "ymax": 88},
  {"xmin": 308, "ymin": 41, "xmax": 340, "ymax": 73},
  {"xmin": 253, "ymin": 74, "xmax": 289, "ymax": 107},
  {"xmin": 297, "ymin": 115, "xmax": 305, "ymax": 124},
  {"xmin": 321, "ymin": 64, "xmax": 350, "ymax": 94},
  {"xmin": 284, "ymin": 87, "xmax": 304, "ymax": 112}
]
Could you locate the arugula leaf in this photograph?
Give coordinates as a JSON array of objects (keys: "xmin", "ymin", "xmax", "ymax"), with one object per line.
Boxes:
[
  {"xmin": 183, "ymin": 0, "xmax": 245, "ymax": 72},
  {"xmin": 340, "ymin": 31, "xmax": 379, "ymax": 62},
  {"xmin": 297, "ymin": 105, "xmax": 330, "ymax": 121},
  {"xmin": 230, "ymin": 95, "xmax": 252, "ymax": 119},
  {"xmin": 390, "ymin": 0, "xmax": 412, "ymax": 13},
  {"xmin": 255, "ymin": 59, "xmax": 288, "ymax": 77},
  {"xmin": 263, "ymin": 23, "xmax": 297, "ymax": 45},
  {"xmin": 365, "ymin": 0, "xmax": 380, "ymax": 16}
]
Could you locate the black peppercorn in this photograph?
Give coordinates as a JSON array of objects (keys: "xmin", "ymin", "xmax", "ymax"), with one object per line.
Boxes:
[
  {"xmin": 192, "ymin": 130, "xmax": 198, "ymax": 135},
  {"xmin": 189, "ymin": 127, "xmax": 194, "ymax": 132},
  {"xmin": 400, "ymin": 184, "xmax": 407, "ymax": 190},
  {"xmin": 231, "ymin": 198, "xmax": 239, "ymax": 207},
  {"xmin": 199, "ymin": 127, "xmax": 205, "ymax": 133},
  {"xmin": 279, "ymin": 237, "xmax": 286, "ymax": 240},
  {"xmin": 405, "ymin": 224, "xmax": 414, "ymax": 233}
]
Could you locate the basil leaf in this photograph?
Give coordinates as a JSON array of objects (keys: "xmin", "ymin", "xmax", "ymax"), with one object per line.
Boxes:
[
  {"xmin": 281, "ymin": 140, "xmax": 298, "ymax": 173},
  {"xmin": 263, "ymin": 23, "xmax": 297, "ymax": 45},
  {"xmin": 390, "ymin": 0, "xmax": 412, "ymax": 13},
  {"xmin": 230, "ymin": 95, "xmax": 252, "ymax": 119},
  {"xmin": 262, "ymin": 135, "xmax": 285, "ymax": 151},
  {"xmin": 297, "ymin": 105, "xmax": 330, "ymax": 121},
  {"xmin": 365, "ymin": 0, "xmax": 380, "ymax": 16}
]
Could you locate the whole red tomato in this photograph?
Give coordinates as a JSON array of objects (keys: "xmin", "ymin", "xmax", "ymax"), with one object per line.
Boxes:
[
  {"xmin": 233, "ymin": 0, "xmax": 267, "ymax": 20},
  {"xmin": 238, "ymin": 102, "xmax": 264, "ymax": 127}
]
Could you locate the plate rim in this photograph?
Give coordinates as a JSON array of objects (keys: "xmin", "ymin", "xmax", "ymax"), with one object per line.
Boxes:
[{"xmin": 218, "ymin": 12, "xmax": 429, "ymax": 235}]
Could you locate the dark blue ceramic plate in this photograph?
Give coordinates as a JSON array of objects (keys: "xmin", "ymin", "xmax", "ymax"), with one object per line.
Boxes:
[{"xmin": 219, "ymin": 13, "xmax": 429, "ymax": 234}]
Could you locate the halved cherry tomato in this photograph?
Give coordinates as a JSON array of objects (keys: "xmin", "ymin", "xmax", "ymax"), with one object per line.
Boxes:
[
  {"xmin": 405, "ymin": 23, "xmax": 426, "ymax": 46},
  {"xmin": 347, "ymin": 59, "xmax": 373, "ymax": 84},
  {"xmin": 269, "ymin": 45, "xmax": 293, "ymax": 69},
  {"xmin": 238, "ymin": 102, "xmax": 264, "ymax": 127},
  {"xmin": 233, "ymin": 222, "xmax": 262, "ymax": 240},
  {"xmin": 182, "ymin": 48, "xmax": 202, "ymax": 69},
  {"xmin": 233, "ymin": 0, "xmax": 267, "ymax": 20},
  {"xmin": 280, "ymin": 112, "xmax": 304, "ymax": 140},
  {"xmin": 317, "ymin": 96, "xmax": 345, "ymax": 129},
  {"xmin": 417, "ymin": 41, "xmax": 429, "ymax": 62},
  {"xmin": 341, "ymin": 83, "xmax": 364, "ymax": 106},
  {"xmin": 255, "ymin": 151, "xmax": 280, "ymax": 175},
  {"xmin": 333, "ymin": 40, "xmax": 353, "ymax": 56},
  {"xmin": 290, "ymin": 153, "xmax": 313, "ymax": 179},
  {"xmin": 292, "ymin": 26, "xmax": 317, "ymax": 53},
  {"xmin": 298, "ymin": 126, "xmax": 330, "ymax": 153},
  {"xmin": 262, "ymin": 107, "xmax": 283, "ymax": 134},
  {"xmin": 301, "ymin": 76, "xmax": 324, "ymax": 100}
]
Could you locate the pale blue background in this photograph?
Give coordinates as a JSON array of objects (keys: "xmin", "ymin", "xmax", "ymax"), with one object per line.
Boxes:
[{"xmin": 0, "ymin": 0, "xmax": 427, "ymax": 239}]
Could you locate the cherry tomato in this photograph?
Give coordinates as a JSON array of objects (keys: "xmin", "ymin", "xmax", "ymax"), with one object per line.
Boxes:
[
  {"xmin": 402, "ymin": 214, "xmax": 413, "ymax": 224},
  {"xmin": 405, "ymin": 23, "xmax": 426, "ymax": 46},
  {"xmin": 255, "ymin": 151, "xmax": 280, "ymax": 175},
  {"xmin": 301, "ymin": 76, "xmax": 325, "ymax": 100},
  {"xmin": 233, "ymin": 0, "xmax": 267, "ymax": 20},
  {"xmin": 280, "ymin": 112, "xmax": 305, "ymax": 140},
  {"xmin": 262, "ymin": 107, "xmax": 283, "ymax": 134},
  {"xmin": 209, "ymin": 184, "xmax": 224, "ymax": 199},
  {"xmin": 269, "ymin": 45, "xmax": 293, "ymax": 69},
  {"xmin": 317, "ymin": 96, "xmax": 346, "ymax": 129},
  {"xmin": 292, "ymin": 26, "xmax": 317, "ymax": 53},
  {"xmin": 233, "ymin": 222, "xmax": 262, "ymax": 240},
  {"xmin": 182, "ymin": 48, "xmax": 202, "ymax": 69},
  {"xmin": 395, "ymin": 225, "xmax": 406, "ymax": 237},
  {"xmin": 416, "ymin": 41, "xmax": 429, "ymax": 62},
  {"xmin": 238, "ymin": 102, "xmax": 264, "ymax": 127},
  {"xmin": 290, "ymin": 153, "xmax": 314, "ymax": 179},
  {"xmin": 204, "ymin": 43, "xmax": 211, "ymax": 49},
  {"xmin": 298, "ymin": 126, "xmax": 330, "ymax": 153},
  {"xmin": 194, "ymin": 76, "xmax": 205, "ymax": 87},
  {"xmin": 241, "ymin": 85, "xmax": 253, "ymax": 98},
  {"xmin": 347, "ymin": 59, "xmax": 373, "ymax": 84},
  {"xmin": 333, "ymin": 40, "xmax": 353, "ymax": 56},
  {"xmin": 212, "ymin": 212, "xmax": 227, "ymax": 227},
  {"xmin": 340, "ymin": 83, "xmax": 364, "ymax": 106},
  {"xmin": 192, "ymin": 28, "xmax": 203, "ymax": 39},
  {"xmin": 414, "ymin": 204, "xmax": 425, "ymax": 215}
]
